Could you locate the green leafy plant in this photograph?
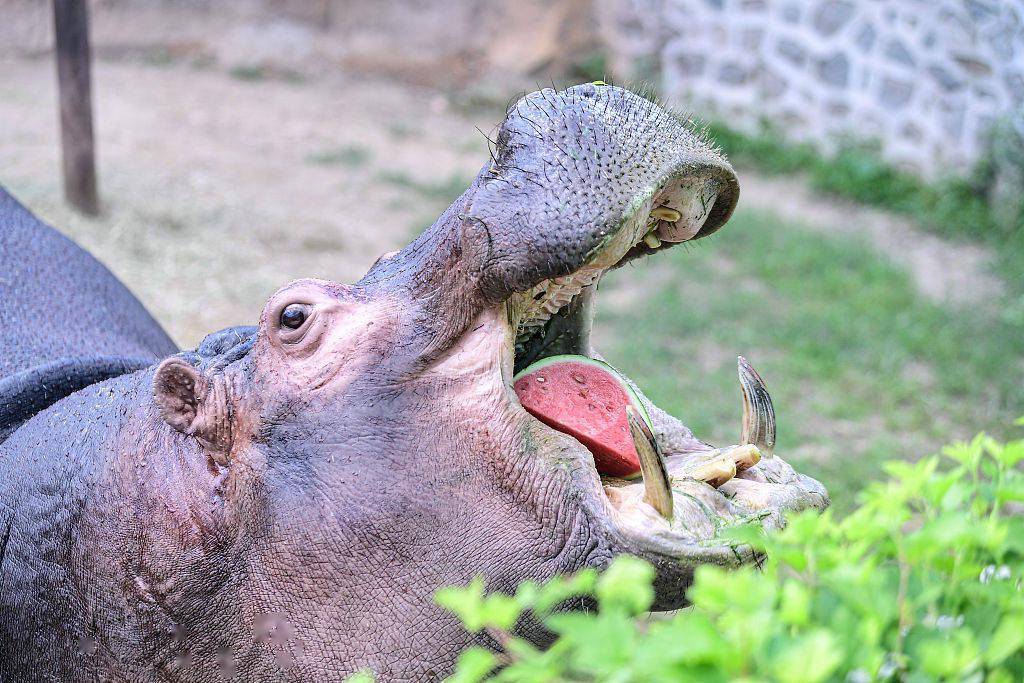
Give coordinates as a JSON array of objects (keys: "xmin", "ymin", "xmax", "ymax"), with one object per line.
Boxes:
[{"xmin": 429, "ymin": 426, "xmax": 1024, "ymax": 682}]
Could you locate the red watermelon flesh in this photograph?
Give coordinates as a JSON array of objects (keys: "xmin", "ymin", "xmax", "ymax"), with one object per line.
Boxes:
[{"xmin": 513, "ymin": 355, "xmax": 652, "ymax": 479}]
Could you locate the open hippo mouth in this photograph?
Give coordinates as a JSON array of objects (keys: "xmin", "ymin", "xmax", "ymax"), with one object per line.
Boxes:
[
  {"xmin": 363, "ymin": 83, "xmax": 829, "ymax": 606},
  {"xmin": 500, "ymin": 194, "xmax": 827, "ymax": 562},
  {"xmin": 465, "ymin": 84, "xmax": 829, "ymax": 573}
]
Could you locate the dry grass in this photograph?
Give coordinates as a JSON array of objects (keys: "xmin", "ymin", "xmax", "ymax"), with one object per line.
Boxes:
[{"xmin": 1, "ymin": 59, "xmax": 494, "ymax": 347}]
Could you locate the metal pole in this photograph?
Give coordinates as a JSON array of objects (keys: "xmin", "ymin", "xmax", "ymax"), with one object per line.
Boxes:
[{"xmin": 53, "ymin": 0, "xmax": 99, "ymax": 216}]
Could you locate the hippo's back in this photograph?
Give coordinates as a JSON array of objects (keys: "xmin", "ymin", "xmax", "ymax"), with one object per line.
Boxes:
[{"xmin": 0, "ymin": 187, "xmax": 177, "ymax": 440}]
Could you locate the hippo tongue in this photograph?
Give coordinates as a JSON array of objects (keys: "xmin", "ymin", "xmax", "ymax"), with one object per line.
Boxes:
[{"xmin": 512, "ymin": 355, "xmax": 650, "ymax": 479}]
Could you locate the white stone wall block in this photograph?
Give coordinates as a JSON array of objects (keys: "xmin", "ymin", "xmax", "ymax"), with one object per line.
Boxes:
[{"xmin": 620, "ymin": 0, "xmax": 1024, "ymax": 175}]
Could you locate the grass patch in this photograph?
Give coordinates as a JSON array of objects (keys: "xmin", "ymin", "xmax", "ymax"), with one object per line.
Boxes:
[
  {"xmin": 597, "ymin": 209, "xmax": 1024, "ymax": 514},
  {"xmin": 378, "ymin": 170, "xmax": 472, "ymax": 238},
  {"xmin": 566, "ymin": 50, "xmax": 609, "ymax": 83},
  {"xmin": 386, "ymin": 122, "xmax": 418, "ymax": 141},
  {"xmin": 228, "ymin": 65, "xmax": 266, "ymax": 81},
  {"xmin": 705, "ymin": 121, "xmax": 1024, "ymax": 301},
  {"xmin": 228, "ymin": 65, "xmax": 305, "ymax": 84},
  {"xmin": 707, "ymin": 122, "xmax": 1003, "ymax": 240},
  {"xmin": 378, "ymin": 170, "xmax": 470, "ymax": 203},
  {"xmin": 305, "ymin": 145, "xmax": 371, "ymax": 168}
]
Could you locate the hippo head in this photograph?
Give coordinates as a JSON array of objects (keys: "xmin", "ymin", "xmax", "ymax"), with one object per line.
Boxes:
[{"xmin": 152, "ymin": 84, "xmax": 827, "ymax": 678}]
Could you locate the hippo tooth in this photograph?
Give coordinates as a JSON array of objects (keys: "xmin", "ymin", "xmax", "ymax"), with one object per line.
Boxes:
[
  {"xmin": 650, "ymin": 206, "xmax": 682, "ymax": 223},
  {"xmin": 626, "ymin": 406, "xmax": 674, "ymax": 520},
  {"xmin": 516, "ymin": 266, "xmax": 603, "ymax": 341},
  {"xmin": 686, "ymin": 455, "xmax": 737, "ymax": 488},
  {"xmin": 722, "ymin": 443, "xmax": 761, "ymax": 472},
  {"xmin": 738, "ymin": 356, "xmax": 776, "ymax": 459},
  {"xmin": 643, "ymin": 231, "xmax": 662, "ymax": 249}
]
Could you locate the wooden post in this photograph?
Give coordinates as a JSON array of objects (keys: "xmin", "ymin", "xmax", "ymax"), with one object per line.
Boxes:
[
  {"xmin": 318, "ymin": 0, "xmax": 332, "ymax": 29},
  {"xmin": 53, "ymin": 0, "xmax": 99, "ymax": 216}
]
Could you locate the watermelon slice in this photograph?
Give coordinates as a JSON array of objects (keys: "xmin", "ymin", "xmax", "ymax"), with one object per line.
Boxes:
[{"xmin": 513, "ymin": 355, "xmax": 652, "ymax": 478}]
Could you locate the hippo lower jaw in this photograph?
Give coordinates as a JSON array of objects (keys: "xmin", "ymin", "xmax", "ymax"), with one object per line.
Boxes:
[{"xmin": 494, "ymin": 173, "xmax": 829, "ymax": 584}]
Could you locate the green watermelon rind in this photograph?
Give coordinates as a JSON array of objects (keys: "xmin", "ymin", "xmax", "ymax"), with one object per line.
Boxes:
[{"xmin": 512, "ymin": 354, "xmax": 654, "ymax": 430}]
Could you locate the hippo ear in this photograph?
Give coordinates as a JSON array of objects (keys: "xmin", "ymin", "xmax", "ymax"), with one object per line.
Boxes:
[{"xmin": 153, "ymin": 358, "xmax": 233, "ymax": 460}]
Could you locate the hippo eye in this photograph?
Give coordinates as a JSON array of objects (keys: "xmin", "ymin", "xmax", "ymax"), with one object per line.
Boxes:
[{"xmin": 280, "ymin": 304, "xmax": 309, "ymax": 330}]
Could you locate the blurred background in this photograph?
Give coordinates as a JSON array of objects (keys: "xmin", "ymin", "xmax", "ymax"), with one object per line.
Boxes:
[{"xmin": 1, "ymin": 0, "xmax": 1022, "ymax": 511}]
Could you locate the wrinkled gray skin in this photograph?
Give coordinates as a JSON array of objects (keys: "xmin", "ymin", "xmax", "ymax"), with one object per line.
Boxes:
[
  {"xmin": 0, "ymin": 84, "xmax": 826, "ymax": 681},
  {"xmin": 0, "ymin": 188, "xmax": 178, "ymax": 442}
]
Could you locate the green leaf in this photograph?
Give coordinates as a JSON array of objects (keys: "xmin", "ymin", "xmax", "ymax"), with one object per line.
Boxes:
[
  {"xmin": 770, "ymin": 630, "xmax": 843, "ymax": 683},
  {"xmin": 986, "ymin": 667, "xmax": 1016, "ymax": 683},
  {"xmin": 436, "ymin": 576, "xmax": 487, "ymax": 632},
  {"xmin": 985, "ymin": 613, "xmax": 1024, "ymax": 667},
  {"xmin": 690, "ymin": 566, "xmax": 775, "ymax": 615},
  {"xmin": 993, "ymin": 440, "xmax": 1024, "ymax": 468},
  {"xmin": 345, "ymin": 671, "xmax": 376, "ymax": 683},
  {"xmin": 436, "ymin": 578, "xmax": 523, "ymax": 632},
  {"xmin": 719, "ymin": 522, "xmax": 769, "ymax": 551},
  {"xmin": 914, "ymin": 630, "xmax": 981, "ymax": 678},
  {"xmin": 641, "ymin": 612, "xmax": 732, "ymax": 669},
  {"xmin": 480, "ymin": 593, "xmax": 523, "ymax": 631},
  {"xmin": 446, "ymin": 647, "xmax": 498, "ymax": 683},
  {"xmin": 595, "ymin": 556, "xmax": 656, "ymax": 615},
  {"xmin": 943, "ymin": 438, "xmax": 984, "ymax": 471},
  {"xmin": 547, "ymin": 610, "xmax": 639, "ymax": 674},
  {"xmin": 532, "ymin": 569, "xmax": 597, "ymax": 615},
  {"xmin": 779, "ymin": 580, "xmax": 811, "ymax": 626},
  {"xmin": 995, "ymin": 480, "xmax": 1024, "ymax": 505}
]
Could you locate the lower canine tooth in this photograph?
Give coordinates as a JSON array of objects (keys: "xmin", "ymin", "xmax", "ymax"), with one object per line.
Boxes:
[
  {"xmin": 651, "ymin": 206, "xmax": 682, "ymax": 222},
  {"xmin": 626, "ymin": 407, "xmax": 674, "ymax": 520},
  {"xmin": 738, "ymin": 356, "xmax": 776, "ymax": 458},
  {"xmin": 643, "ymin": 232, "xmax": 662, "ymax": 249}
]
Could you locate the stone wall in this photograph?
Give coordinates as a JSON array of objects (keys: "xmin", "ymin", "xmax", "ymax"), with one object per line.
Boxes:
[{"xmin": 604, "ymin": 0, "xmax": 1024, "ymax": 176}]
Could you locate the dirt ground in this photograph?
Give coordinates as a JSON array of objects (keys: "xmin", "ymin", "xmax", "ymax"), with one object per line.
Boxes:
[
  {"xmin": 1, "ymin": 45, "xmax": 1000, "ymax": 347},
  {"xmin": 2, "ymin": 57, "xmax": 498, "ymax": 346}
]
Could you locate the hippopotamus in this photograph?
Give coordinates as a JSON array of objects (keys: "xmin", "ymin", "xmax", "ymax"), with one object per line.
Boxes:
[{"xmin": 0, "ymin": 83, "xmax": 827, "ymax": 681}]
